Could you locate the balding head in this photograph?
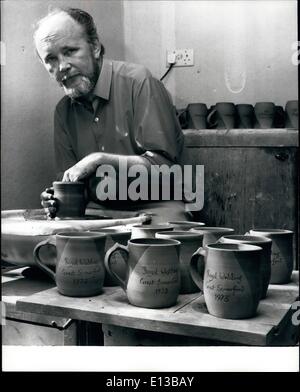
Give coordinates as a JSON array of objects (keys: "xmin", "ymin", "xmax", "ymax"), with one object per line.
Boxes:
[
  {"xmin": 34, "ymin": 7, "xmax": 104, "ymax": 56},
  {"xmin": 34, "ymin": 8, "xmax": 102, "ymax": 99}
]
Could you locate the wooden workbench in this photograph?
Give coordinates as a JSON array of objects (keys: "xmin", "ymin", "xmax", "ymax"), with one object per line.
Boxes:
[{"xmin": 14, "ymin": 268, "xmax": 299, "ymax": 346}]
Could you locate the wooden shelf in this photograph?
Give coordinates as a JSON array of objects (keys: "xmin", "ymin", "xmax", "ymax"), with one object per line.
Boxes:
[
  {"xmin": 15, "ymin": 271, "xmax": 299, "ymax": 346},
  {"xmin": 183, "ymin": 128, "xmax": 299, "ymax": 147}
]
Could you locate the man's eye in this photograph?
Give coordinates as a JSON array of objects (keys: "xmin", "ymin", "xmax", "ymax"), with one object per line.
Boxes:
[
  {"xmin": 45, "ymin": 56, "xmax": 56, "ymax": 64},
  {"xmin": 65, "ymin": 48, "xmax": 77, "ymax": 56}
]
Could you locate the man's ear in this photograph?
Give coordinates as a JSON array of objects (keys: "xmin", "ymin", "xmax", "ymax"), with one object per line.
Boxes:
[{"xmin": 91, "ymin": 39, "xmax": 101, "ymax": 59}]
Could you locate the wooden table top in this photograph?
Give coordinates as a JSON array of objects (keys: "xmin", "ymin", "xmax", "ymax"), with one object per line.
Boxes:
[{"xmin": 12, "ymin": 268, "xmax": 299, "ymax": 346}]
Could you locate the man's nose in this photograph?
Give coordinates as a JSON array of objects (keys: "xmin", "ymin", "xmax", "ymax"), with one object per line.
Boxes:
[{"xmin": 58, "ymin": 56, "xmax": 71, "ymax": 72}]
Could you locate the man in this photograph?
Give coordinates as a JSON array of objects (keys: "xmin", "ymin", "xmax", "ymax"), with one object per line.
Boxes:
[{"xmin": 36, "ymin": 7, "xmax": 191, "ymax": 222}]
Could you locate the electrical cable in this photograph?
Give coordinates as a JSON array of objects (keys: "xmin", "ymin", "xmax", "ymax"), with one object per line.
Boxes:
[{"xmin": 160, "ymin": 62, "xmax": 175, "ymax": 81}]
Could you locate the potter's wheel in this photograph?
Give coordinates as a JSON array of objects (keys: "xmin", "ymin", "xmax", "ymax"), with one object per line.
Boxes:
[
  {"xmin": 1, "ymin": 209, "xmax": 149, "ymax": 267},
  {"xmin": 24, "ymin": 213, "xmax": 112, "ymax": 221}
]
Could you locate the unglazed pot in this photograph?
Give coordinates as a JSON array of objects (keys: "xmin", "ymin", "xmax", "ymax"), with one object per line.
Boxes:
[
  {"xmin": 91, "ymin": 228, "xmax": 131, "ymax": 286},
  {"xmin": 131, "ymin": 224, "xmax": 174, "ymax": 239},
  {"xmin": 104, "ymin": 238, "xmax": 181, "ymax": 308},
  {"xmin": 218, "ymin": 235, "xmax": 272, "ymax": 298},
  {"xmin": 247, "ymin": 229, "xmax": 294, "ymax": 284},
  {"xmin": 190, "ymin": 243, "xmax": 262, "ymax": 319},
  {"xmin": 285, "ymin": 100, "xmax": 298, "ymax": 128},
  {"xmin": 207, "ymin": 102, "xmax": 236, "ymax": 129},
  {"xmin": 254, "ymin": 102, "xmax": 275, "ymax": 129},
  {"xmin": 190, "ymin": 227, "xmax": 235, "ymax": 247},
  {"xmin": 53, "ymin": 181, "xmax": 86, "ymax": 218},
  {"xmin": 156, "ymin": 231, "xmax": 203, "ymax": 294},
  {"xmin": 33, "ymin": 231, "xmax": 106, "ymax": 297}
]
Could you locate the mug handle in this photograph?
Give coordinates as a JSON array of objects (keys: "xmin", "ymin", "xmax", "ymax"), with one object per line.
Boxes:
[
  {"xmin": 190, "ymin": 246, "xmax": 206, "ymax": 292},
  {"xmin": 207, "ymin": 108, "xmax": 218, "ymax": 128},
  {"xmin": 104, "ymin": 242, "xmax": 129, "ymax": 291},
  {"xmin": 33, "ymin": 236, "xmax": 56, "ymax": 281}
]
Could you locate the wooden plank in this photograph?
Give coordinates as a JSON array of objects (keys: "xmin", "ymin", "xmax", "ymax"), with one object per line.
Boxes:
[
  {"xmin": 183, "ymin": 129, "xmax": 299, "ymax": 147},
  {"xmin": 17, "ymin": 285, "xmax": 291, "ymax": 346},
  {"xmin": 2, "ymin": 267, "xmax": 71, "ymax": 327},
  {"xmin": 2, "ymin": 318, "xmax": 77, "ymax": 346}
]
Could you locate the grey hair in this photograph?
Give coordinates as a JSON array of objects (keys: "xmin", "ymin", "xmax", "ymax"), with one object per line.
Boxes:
[{"xmin": 34, "ymin": 7, "xmax": 105, "ymax": 55}]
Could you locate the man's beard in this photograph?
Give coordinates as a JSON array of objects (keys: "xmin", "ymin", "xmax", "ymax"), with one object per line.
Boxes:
[
  {"xmin": 62, "ymin": 75, "xmax": 94, "ymax": 99},
  {"xmin": 59, "ymin": 60, "xmax": 100, "ymax": 99}
]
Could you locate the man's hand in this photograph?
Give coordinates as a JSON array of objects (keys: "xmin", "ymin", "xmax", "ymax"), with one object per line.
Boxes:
[
  {"xmin": 62, "ymin": 153, "xmax": 101, "ymax": 182},
  {"xmin": 40, "ymin": 187, "xmax": 58, "ymax": 218}
]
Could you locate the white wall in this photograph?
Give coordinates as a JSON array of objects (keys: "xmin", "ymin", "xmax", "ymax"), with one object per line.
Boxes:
[{"xmin": 123, "ymin": 0, "xmax": 298, "ymax": 108}]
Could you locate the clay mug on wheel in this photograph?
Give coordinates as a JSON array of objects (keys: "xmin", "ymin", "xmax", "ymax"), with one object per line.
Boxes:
[
  {"xmin": 33, "ymin": 231, "xmax": 106, "ymax": 297},
  {"xmin": 156, "ymin": 231, "xmax": 204, "ymax": 294},
  {"xmin": 218, "ymin": 234, "xmax": 272, "ymax": 298},
  {"xmin": 189, "ymin": 243, "xmax": 263, "ymax": 319},
  {"xmin": 53, "ymin": 181, "xmax": 86, "ymax": 218},
  {"xmin": 104, "ymin": 238, "xmax": 181, "ymax": 308},
  {"xmin": 247, "ymin": 229, "xmax": 294, "ymax": 284}
]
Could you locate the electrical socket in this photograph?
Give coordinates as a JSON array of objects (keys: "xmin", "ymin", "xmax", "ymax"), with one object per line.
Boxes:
[{"xmin": 167, "ymin": 49, "xmax": 194, "ymax": 67}]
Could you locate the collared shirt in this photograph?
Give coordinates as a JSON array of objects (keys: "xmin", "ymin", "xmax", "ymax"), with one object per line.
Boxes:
[{"xmin": 54, "ymin": 59, "xmax": 184, "ymax": 180}]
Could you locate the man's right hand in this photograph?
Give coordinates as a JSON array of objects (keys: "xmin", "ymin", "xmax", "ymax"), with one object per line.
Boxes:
[{"xmin": 40, "ymin": 187, "xmax": 58, "ymax": 218}]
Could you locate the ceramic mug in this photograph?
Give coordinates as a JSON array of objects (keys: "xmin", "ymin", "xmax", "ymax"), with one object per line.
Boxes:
[
  {"xmin": 33, "ymin": 231, "xmax": 106, "ymax": 297},
  {"xmin": 207, "ymin": 102, "xmax": 236, "ymax": 129},
  {"xmin": 53, "ymin": 181, "xmax": 86, "ymax": 218},
  {"xmin": 189, "ymin": 227, "xmax": 235, "ymax": 247},
  {"xmin": 254, "ymin": 102, "xmax": 275, "ymax": 129},
  {"xmin": 167, "ymin": 221, "xmax": 205, "ymax": 230},
  {"xmin": 190, "ymin": 243, "xmax": 263, "ymax": 319},
  {"xmin": 218, "ymin": 234, "xmax": 272, "ymax": 298},
  {"xmin": 156, "ymin": 231, "xmax": 204, "ymax": 294},
  {"xmin": 236, "ymin": 104, "xmax": 254, "ymax": 129},
  {"xmin": 187, "ymin": 103, "xmax": 208, "ymax": 129},
  {"xmin": 131, "ymin": 224, "xmax": 174, "ymax": 239},
  {"xmin": 91, "ymin": 228, "xmax": 131, "ymax": 286},
  {"xmin": 285, "ymin": 100, "xmax": 298, "ymax": 128},
  {"xmin": 247, "ymin": 229, "xmax": 294, "ymax": 284},
  {"xmin": 104, "ymin": 238, "xmax": 181, "ymax": 308}
]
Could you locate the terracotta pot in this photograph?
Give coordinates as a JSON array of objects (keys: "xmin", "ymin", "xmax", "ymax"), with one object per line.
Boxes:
[
  {"xmin": 248, "ymin": 229, "xmax": 294, "ymax": 284},
  {"xmin": 190, "ymin": 243, "xmax": 262, "ymax": 319},
  {"xmin": 156, "ymin": 230, "xmax": 203, "ymax": 294},
  {"xmin": 33, "ymin": 231, "xmax": 106, "ymax": 297},
  {"xmin": 218, "ymin": 234, "xmax": 272, "ymax": 298},
  {"xmin": 105, "ymin": 238, "xmax": 181, "ymax": 308}
]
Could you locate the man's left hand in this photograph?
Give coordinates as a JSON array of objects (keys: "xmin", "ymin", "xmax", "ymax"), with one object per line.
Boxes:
[{"xmin": 62, "ymin": 153, "xmax": 101, "ymax": 182}]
